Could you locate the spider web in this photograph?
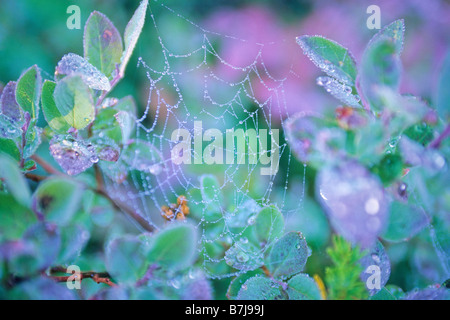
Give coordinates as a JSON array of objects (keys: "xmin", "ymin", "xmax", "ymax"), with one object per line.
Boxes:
[{"xmin": 103, "ymin": 0, "xmax": 308, "ymax": 279}]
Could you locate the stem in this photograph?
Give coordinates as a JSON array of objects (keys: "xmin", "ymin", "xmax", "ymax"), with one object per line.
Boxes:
[
  {"xmin": 31, "ymin": 154, "xmax": 62, "ymax": 175},
  {"xmin": 429, "ymin": 123, "xmax": 450, "ymax": 149},
  {"xmin": 30, "ymin": 154, "xmax": 155, "ymax": 233}
]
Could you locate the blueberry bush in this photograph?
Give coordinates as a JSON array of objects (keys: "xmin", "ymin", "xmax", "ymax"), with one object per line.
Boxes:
[{"xmin": 0, "ymin": 1, "xmax": 449, "ymax": 300}]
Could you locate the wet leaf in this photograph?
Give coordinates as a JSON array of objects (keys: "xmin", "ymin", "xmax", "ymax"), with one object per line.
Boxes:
[
  {"xmin": 237, "ymin": 276, "xmax": 285, "ymax": 300},
  {"xmin": 0, "ymin": 81, "xmax": 22, "ymax": 122},
  {"xmin": 122, "ymin": 139, "xmax": 163, "ymax": 175},
  {"xmin": 120, "ymin": 0, "xmax": 148, "ymax": 76},
  {"xmin": 266, "ymin": 231, "xmax": 308, "ymax": 278},
  {"xmin": 224, "ymin": 238, "xmax": 264, "ymax": 271},
  {"xmin": 49, "ymin": 135, "xmax": 96, "ymax": 175},
  {"xmin": 56, "ymin": 53, "xmax": 111, "ymax": 91},
  {"xmin": 0, "ymin": 114, "xmax": 22, "ymax": 139},
  {"xmin": 253, "ymin": 205, "xmax": 284, "ymax": 247},
  {"xmin": 316, "ymin": 76, "xmax": 361, "ymax": 107},
  {"xmin": 296, "ymin": 35, "xmax": 357, "ymax": 85},
  {"xmin": 226, "ymin": 269, "xmax": 264, "ymax": 300},
  {"xmin": 367, "ymin": 19, "xmax": 405, "ymax": 56},
  {"xmin": 56, "ymin": 225, "xmax": 90, "ymax": 264},
  {"xmin": 84, "ymin": 11, "xmax": 123, "ymax": 78},
  {"xmin": 287, "ymin": 273, "xmax": 322, "ymax": 300}
]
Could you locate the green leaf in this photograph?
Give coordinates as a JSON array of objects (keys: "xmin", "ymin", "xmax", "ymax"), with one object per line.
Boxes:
[
  {"xmin": 146, "ymin": 223, "xmax": 197, "ymax": 271},
  {"xmin": 237, "ymin": 276, "xmax": 285, "ymax": 300},
  {"xmin": 382, "ymin": 201, "xmax": 429, "ymax": 242},
  {"xmin": 296, "ymin": 35, "xmax": 357, "ymax": 85},
  {"xmin": 266, "ymin": 231, "xmax": 309, "ymax": 278},
  {"xmin": 253, "ymin": 205, "xmax": 284, "ymax": 246},
  {"xmin": 53, "ymin": 74, "xmax": 95, "ymax": 130},
  {"xmin": 287, "ymin": 273, "xmax": 322, "ymax": 300},
  {"xmin": 15, "ymin": 65, "xmax": 41, "ymax": 121},
  {"xmin": 105, "ymin": 235, "xmax": 147, "ymax": 284},
  {"xmin": 32, "ymin": 177, "xmax": 83, "ymax": 226},
  {"xmin": 369, "ymin": 287, "xmax": 397, "ymax": 300},
  {"xmin": 0, "ymin": 193, "xmax": 36, "ymax": 240},
  {"xmin": 0, "ymin": 138, "xmax": 20, "ymax": 161},
  {"xmin": 9, "ymin": 277, "xmax": 75, "ymax": 300},
  {"xmin": 359, "ymin": 37, "xmax": 402, "ymax": 112},
  {"xmin": 84, "ymin": 11, "xmax": 123, "ymax": 78},
  {"xmin": 41, "ymin": 80, "xmax": 71, "ymax": 133},
  {"xmin": 436, "ymin": 50, "xmax": 450, "ymax": 121},
  {"xmin": 0, "ymin": 154, "xmax": 31, "ymax": 206},
  {"xmin": 91, "ymin": 107, "xmax": 123, "ymax": 144},
  {"xmin": 367, "ymin": 19, "xmax": 405, "ymax": 55},
  {"xmin": 120, "ymin": 0, "xmax": 148, "ymax": 77}
]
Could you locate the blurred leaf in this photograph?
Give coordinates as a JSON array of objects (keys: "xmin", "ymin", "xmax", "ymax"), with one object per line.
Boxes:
[
  {"xmin": 8, "ymin": 222, "xmax": 60, "ymax": 277},
  {"xmin": 16, "ymin": 65, "xmax": 41, "ymax": 121},
  {"xmin": 0, "ymin": 138, "xmax": 20, "ymax": 161},
  {"xmin": 56, "ymin": 225, "xmax": 90, "ymax": 264},
  {"xmin": 54, "ymin": 74, "xmax": 95, "ymax": 130},
  {"xmin": 0, "ymin": 193, "xmax": 36, "ymax": 240},
  {"xmin": 9, "ymin": 277, "xmax": 76, "ymax": 300},
  {"xmin": 296, "ymin": 35, "xmax": 357, "ymax": 85},
  {"xmin": 56, "ymin": 53, "xmax": 111, "ymax": 91},
  {"xmin": 436, "ymin": 50, "xmax": 450, "ymax": 121},
  {"xmin": 199, "ymin": 174, "xmax": 223, "ymax": 217},
  {"xmin": 105, "ymin": 235, "xmax": 147, "ymax": 284},
  {"xmin": 0, "ymin": 81, "xmax": 22, "ymax": 122},
  {"xmin": 41, "ymin": 80, "xmax": 71, "ymax": 133},
  {"xmin": 0, "ymin": 154, "xmax": 31, "ymax": 206},
  {"xmin": 253, "ymin": 205, "xmax": 284, "ymax": 247},
  {"xmin": 236, "ymin": 276, "xmax": 285, "ymax": 300},
  {"xmin": 359, "ymin": 241, "xmax": 391, "ymax": 296},
  {"xmin": 146, "ymin": 223, "xmax": 197, "ymax": 271},
  {"xmin": 267, "ymin": 231, "xmax": 308, "ymax": 278},
  {"xmin": 370, "ymin": 287, "xmax": 397, "ymax": 300},
  {"xmin": 84, "ymin": 11, "xmax": 123, "ymax": 78},
  {"xmin": 382, "ymin": 201, "xmax": 429, "ymax": 242},
  {"xmin": 367, "ymin": 19, "xmax": 405, "ymax": 55},
  {"xmin": 371, "ymin": 153, "xmax": 404, "ymax": 185},
  {"xmin": 360, "ymin": 38, "xmax": 401, "ymax": 112},
  {"xmin": 287, "ymin": 273, "xmax": 322, "ymax": 300},
  {"xmin": 32, "ymin": 177, "xmax": 83, "ymax": 226},
  {"xmin": 120, "ymin": 0, "xmax": 148, "ymax": 77},
  {"xmin": 92, "ymin": 108, "xmax": 123, "ymax": 145},
  {"xmin": 317, "ymin": 160, "xmax": 388, "ymax": 248}
]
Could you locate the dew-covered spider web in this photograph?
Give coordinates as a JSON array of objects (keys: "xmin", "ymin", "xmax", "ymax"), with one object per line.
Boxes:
[{"xmin": 102, "ymin": 0, "xmax": 309, "ymax": 279}]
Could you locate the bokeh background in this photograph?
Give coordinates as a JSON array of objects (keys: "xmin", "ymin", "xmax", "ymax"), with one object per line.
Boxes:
[{"xmin": 1, "ymin": 0, "xmax": 449, "ymax": 296}]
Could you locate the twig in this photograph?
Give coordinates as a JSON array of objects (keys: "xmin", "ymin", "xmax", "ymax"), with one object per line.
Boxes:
[
  {"xmin": 429, "ymin": 123, "xmax": 450, "ymax": 149},
  {"xmin": 48, "ymin": 268, "xmax": 117, "ymax": 287},
  {"xmin": 31, "ymin": 154, "xmax": 62, "ymax": 175}
]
